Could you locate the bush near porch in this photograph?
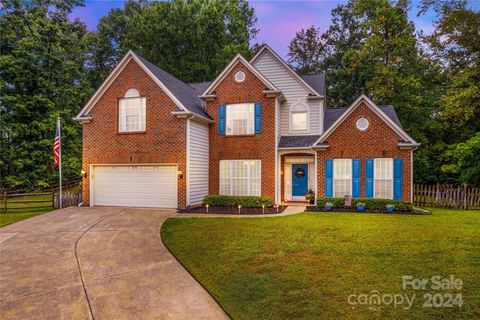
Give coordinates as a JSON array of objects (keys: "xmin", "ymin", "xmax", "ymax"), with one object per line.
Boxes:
[
  {"xmin": 314, "ymin": 197, "xmax": 413, "ymax": 212},
  {"xmin": 203, "ymin": 195, "xmax": 274, "ymax": 208}
]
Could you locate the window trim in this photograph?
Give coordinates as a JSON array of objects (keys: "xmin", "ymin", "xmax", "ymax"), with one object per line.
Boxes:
[
  {"xmin": 373, "ymin": 158, "xmax": 394, "ymax": 199},
  {"xmin": 225, "ymin": 103, "xmax": 255, "ymax": 136},
  {"xmin": 118, "ymin": 95, "xmax": 146, "ymax": 134},
  {"xmin": 289, "ymin": 102, "xmax": 310, "ymax": 133},
  {"xmin": 219, "ymin": 160, "xmax": 262, "ymax": 196},
  {"xmin": 333, "ymin": 158, "xmax": 352, "ymax": 197}
]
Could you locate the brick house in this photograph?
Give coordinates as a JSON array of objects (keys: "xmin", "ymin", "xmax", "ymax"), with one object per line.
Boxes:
[{"xmin": 74, "ymin": 45, "xmax": 419, "ymax": 209}]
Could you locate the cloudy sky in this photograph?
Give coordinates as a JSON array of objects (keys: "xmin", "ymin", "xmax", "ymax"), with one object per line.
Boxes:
[{"xmin": 70, "ymin": 0, "xmax": 478, "ymax": 58}]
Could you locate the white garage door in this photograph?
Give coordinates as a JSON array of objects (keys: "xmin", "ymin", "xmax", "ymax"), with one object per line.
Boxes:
[{"xmin": 92, "ymin": 165, "xmax": 177, "ymax": 208}]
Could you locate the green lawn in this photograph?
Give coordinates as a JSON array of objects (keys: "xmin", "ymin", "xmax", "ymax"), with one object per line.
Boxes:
[
  {"xmin": 161, "ymin": 209, "xmax": 480, "ymax": 320},
  {"xmin": 0, "ymin": 194, "xmax": 53, "ymax": 227}
]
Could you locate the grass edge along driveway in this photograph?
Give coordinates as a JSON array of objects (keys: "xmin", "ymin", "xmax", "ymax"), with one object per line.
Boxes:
[{"xmin": 161, "ymin": 209, "xmax": 480, "ymax": 320}]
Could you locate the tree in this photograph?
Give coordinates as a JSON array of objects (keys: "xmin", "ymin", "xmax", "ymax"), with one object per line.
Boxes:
[
  {"xmin": 287, "ymin": 26, "xmax": 324, "ymax": 74},
  {"xmin": 426, "ymin": 3, "xmax": 480, "ymax": 141},
  {"xmin": 0, "ymin": 0, "xmax": 90, "ymax": 189},
  {"xmin": 89, "ymin": 0, "xmax": 258, "ymax": 84}
]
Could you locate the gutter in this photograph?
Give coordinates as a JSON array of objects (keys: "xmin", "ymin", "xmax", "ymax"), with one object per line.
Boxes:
[{"xmin": 171, "ymin": 111, "xmax": 214, "ymax": 123}]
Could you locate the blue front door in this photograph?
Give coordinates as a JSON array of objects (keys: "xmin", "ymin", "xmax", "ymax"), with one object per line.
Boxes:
[{"xmin": 292, "ymin": 164, "xmax": 309, "ymax": 197}]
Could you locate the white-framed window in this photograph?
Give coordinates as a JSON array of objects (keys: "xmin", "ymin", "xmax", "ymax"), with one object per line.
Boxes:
[
  {"xmin": 289, "ymin": 102, "xmax": 309, "ymax": 133},
  {"xmin": 220, "ymin": 160, "xmax": 261, "ymax": 196},
  {"xmin": 119, "ymin": 88, "xmax": 146, "ymax": 132},
  {"xmin": 374, "ymin": 158, "xmax": 393, "ymax": 199},
  {"xmin": 333, "ymin": 159, "xmax": 352, "ymax": 197},
  {"xmin": 226, "ymin": 103, "xmax": 254, "ymax": 135}
]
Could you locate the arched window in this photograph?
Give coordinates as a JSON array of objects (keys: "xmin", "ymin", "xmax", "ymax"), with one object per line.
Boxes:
[
  {"xmin": 119, "ymin": 88, "xmax": 146, "ymax": 132},
  {"xmin": 289, "ymin": 102, "xmax": 309, "ymax": 133},
  {"xmin": 124, "ymin": 88, "xmax": 140, "ymax": 98}
]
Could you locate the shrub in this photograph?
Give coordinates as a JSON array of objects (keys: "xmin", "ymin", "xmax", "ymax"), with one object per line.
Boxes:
[
  {"xmin": 305, "ymin": 189, "xmax": 315, "ymax": 204},
  {"xmin": 203, "ymin": 195, "xmax": 274, "ymax": 208},
  {"xmin": 315, "ymin": 197, "xmax": 413, "ymax": 212}
]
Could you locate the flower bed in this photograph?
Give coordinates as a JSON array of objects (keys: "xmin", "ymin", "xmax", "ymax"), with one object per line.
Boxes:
[
  {"xmin": 178, "ymin": 195, "xmax": 286, "ymax": 215},
  {"xmin": 181, "ymin": 205, "xmax": 287, "ymax": 215},
  {"xmin": 306, "ymin": 197, "xmax": 416, "ymax": 214}
]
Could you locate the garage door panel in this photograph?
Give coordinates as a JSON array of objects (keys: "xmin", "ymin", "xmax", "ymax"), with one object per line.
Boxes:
[{"xmin": 92, "ymin": 165, "xmax": 177, "ymax": 208}]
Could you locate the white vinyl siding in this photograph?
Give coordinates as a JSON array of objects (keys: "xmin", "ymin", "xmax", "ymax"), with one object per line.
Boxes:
[
  {"xmin": 91, "ymin": 165, "xmax": 177, "ymax": 208},
  {"xmin": 187, "ymin": 120, "xmax": 209, "ymax": 206},
  {"xmin": 220, "ymin": 160, "xmax": 261, "ymax": 196},
  {"xmin": 252, "ymin": 51, "xmax": 323, "ymax": 135},
  {"xmin": 334, "ymin": 159, "xmax": 352, "ymax": 197},
  {"xmin": 119, "ymin": 97, "xmax": 146, "ymax": 132},
  {"xmin": 226, "ymin": 103, "xmax": 254, "ymax": 135},
  {"xmin": 374, "ymin": 158, "xmax": 393, "ymax": 199}
]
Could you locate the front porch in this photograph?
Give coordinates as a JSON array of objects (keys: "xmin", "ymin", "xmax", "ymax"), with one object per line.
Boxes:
[{"xmin": 279, "ymin": 152, "xmax": 317, "ymax": 203}]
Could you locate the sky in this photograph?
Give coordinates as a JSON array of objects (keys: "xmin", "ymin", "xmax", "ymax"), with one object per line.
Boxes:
[{"xmin": 70, "ymin": 0, "xmax": 477, "ymax": 59}]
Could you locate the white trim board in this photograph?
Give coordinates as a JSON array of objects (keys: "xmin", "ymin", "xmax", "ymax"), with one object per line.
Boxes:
[
  {"xmin": 250, "ymin": 44, "xmax": 323, "ymax": 97},
  {"xmin": 201, "ymin": 53, "xmax": 278, "ymax": 96},
  {"xmin": 75, "ymin": 50, "xmax": 189, "ymax": 120},
  {"xmin": 313, "ymin": 94, "xmax": 418, "ymax": 146}
]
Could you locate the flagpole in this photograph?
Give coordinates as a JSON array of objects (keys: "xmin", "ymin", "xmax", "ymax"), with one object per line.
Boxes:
[{"xmin": 58, "ymin": 117, "xmax": 63, "ymax": 209}]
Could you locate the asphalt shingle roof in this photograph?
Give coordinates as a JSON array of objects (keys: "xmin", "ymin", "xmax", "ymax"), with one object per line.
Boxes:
[
  {"xmin": 278, "ymin": 135, "xmax": 321, "ymax": 148},
  {"xmin": 134, "ymin": 52, "xmax": 210, "ymax": 119},
  {"xmin": 301, "ymin": 73, "xmax": 326, "ymax": 96}
]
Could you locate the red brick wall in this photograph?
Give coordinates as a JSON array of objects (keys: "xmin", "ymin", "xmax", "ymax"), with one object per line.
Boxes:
[
  {"xmin": 81, "ymin": 59, "xmax": 187, "ymax": 208},
  {"xmin": 316, "ymin": 102, "xmax": 412, "ymax": 201},
  {"xmin": 206, "ymin": 61, "xmax": 276, "ymax": 199}
]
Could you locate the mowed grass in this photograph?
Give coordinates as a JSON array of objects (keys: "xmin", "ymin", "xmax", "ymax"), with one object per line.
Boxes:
[
  {"xmin": 161, "ymin": 209, "xmax": 480, "ymax": 320},
  {"xmin": 0, "ymin": 194, "xmax": 53, "ymax": 227}
]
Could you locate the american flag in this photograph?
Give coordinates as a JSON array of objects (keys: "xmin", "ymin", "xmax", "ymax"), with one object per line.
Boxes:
[{"xmin": 53, "ymin": 120, "xmax": 60, "ymax": 167}]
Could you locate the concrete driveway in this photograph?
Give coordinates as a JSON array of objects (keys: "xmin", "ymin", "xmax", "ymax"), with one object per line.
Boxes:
[{"xmin": 0, "ymin": 207, "xmax": 228, "ymax": 319}]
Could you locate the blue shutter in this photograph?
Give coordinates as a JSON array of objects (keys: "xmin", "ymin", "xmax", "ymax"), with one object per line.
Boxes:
[
  {"xmin": 254, "ymin": 102, "xmax": 262, "ymax": 133},
  {"xmin": 365, "ymin": 159, "xmax": 374, "ymax": 198},
  {"xmin": 352, "ymin": 159, "xmax": 360, "ymax": 198},
  {"xmin": 218, "ymin": 104, "xmax": 225, "ymax": 135},
  {"xmin": 393, "ymin": 158, "xmax": 403, "ymax": 200},
  {"xmin": 325, "ymin": 160, "xmax": 333, "ymax": 197}
]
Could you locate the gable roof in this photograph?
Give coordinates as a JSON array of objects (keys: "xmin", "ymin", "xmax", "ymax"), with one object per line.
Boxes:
[
  {"xmin": 250, "ymin": 44, "xmax": 323, "ymax": 97},
  {"xmin": 201, "ymin": 54, "xmax": 278, "ymax": 96},
  {"xmin": 315, "ymin": 94, "xmax": 418, "ymax": 146},
  {"xmin": 324, "ymin": 105, "xmax": 403, "ymax": 131},
  {"xmin": 190, "ymin": 73, "xmax": 325, "ymax": 99},
  {"xmin": 74, "ymin": 50, "xmax": 210, "ymax": 121},
  {"xmin": 134, "ymin": 53, "xmax": 209, "ymax": 118}
]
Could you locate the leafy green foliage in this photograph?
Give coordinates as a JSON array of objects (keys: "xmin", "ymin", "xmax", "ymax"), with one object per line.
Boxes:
[
  {"xmin": 203, "ymin": 195, "xmax": 274, "ymax": 208},
  {"xmin": 89, "ymin": 0, "xmax": 258, "ymax": 85},
  {"xmin": 287, "ymin": 0, "xmax": 479, "ymax": 186},
  {"xmin": 315, "ymin": 197, "xmax": 413, "ymax": 212},
  {"xmin": 0, "ymin": 0, "xmax": 91, "ymax": 190},
  {"xmin": 453, "ymin": 133, "xmax": 480, "ymax": 187}
]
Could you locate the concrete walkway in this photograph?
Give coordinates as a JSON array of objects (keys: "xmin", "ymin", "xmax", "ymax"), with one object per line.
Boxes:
[
  {"xmin": 0, "ymin": 207, "xmax": 228, "ymax": 320},
  {"xmin": 173, "ymin": 204, "xmax": 306, "ymax": 218}
]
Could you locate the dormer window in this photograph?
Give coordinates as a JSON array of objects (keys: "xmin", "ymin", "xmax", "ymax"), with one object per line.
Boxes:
[
  {"xmin": 119, "ymin": 88, "xmax": 146, "ymax": 132},
  {"xmin": 289, "ymin": 102, "xmax": 309, "ymax": 133}
]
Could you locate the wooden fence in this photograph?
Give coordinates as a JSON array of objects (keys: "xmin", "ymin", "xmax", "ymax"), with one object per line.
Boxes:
[
  {"xmin": 1, "ymin": 190, "xmax": 82, "ymax": 213},
  {"xmin": 413, "ymin": 184, "xmax": 480, "ymax": 209}
]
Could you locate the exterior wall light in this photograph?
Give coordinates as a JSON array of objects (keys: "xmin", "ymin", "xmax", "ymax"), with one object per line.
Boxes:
[
  {"xmin": 80, "ymin": 169, "xmax": 87, "ymax": 178},
  {"xmin": 177, "ymin": 171, "xmax": 183, "ymax": 179}
]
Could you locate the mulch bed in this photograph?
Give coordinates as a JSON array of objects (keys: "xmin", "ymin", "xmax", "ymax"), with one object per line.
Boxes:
[
  {"xmin": 304, "ymin": 207, "xmax": 422, "ymax": 215},
  {"xmin": 179, "ymin": 205, "xmax": 288, "ymax": 215}
]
